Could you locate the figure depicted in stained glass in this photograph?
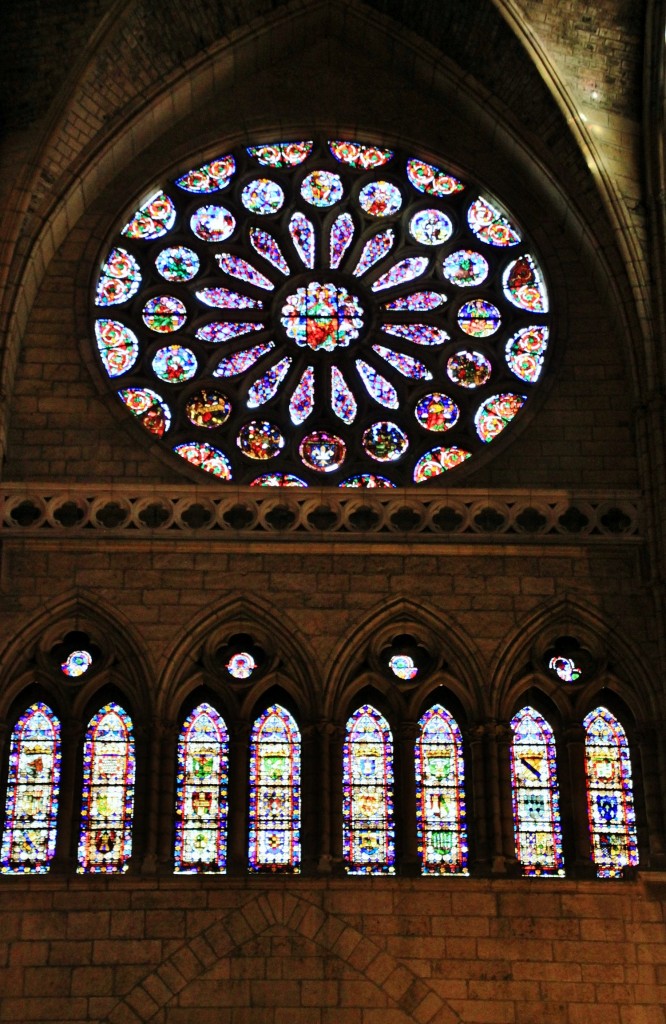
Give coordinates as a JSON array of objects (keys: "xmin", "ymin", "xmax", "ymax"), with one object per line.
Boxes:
[
  {"xmin": 584, "ymin": 707, "xmax": 638, "ymax": 878},
  {"xmin": 415, "ymin": 705, "xmax": 468, "ymax": 874},
  {"xmin": 343, "ymin": 705, "xmax": 396, "ymax": 874},
  {"xmin": 510, "ymin": 707, "xmax": 564, "ymax": 876},
  {"xmin": 248, "ymin": 705, "xmax": 301, "ymax": 872},
  {"xmin": 77, "ymin": 703, "xmax": 135, "ymax": 873},
  {"xmin": 175, "ymin": 704, "xmax": 228, "ymax": 873},
  {"xmin": 1, "ymin": 703, "xmax": 61, "ymax": 873}
]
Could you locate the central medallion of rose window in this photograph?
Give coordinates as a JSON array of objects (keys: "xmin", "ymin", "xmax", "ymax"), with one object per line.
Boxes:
[{"xmin": 281, "ymin": 282, "xmax": 364, "ymax": 352}]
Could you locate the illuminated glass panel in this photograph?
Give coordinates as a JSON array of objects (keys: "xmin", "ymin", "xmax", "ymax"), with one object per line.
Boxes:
[
  {"xmin": 415, "ymin": 705, "xmax": 468, "ymax": 875},
  {"xmin": 248, "ymin": 705, "xmax": 301, "ymax": 872},
  {"xmin": 1, "ymin": 703, "xmax": 61, "ymax": 874},
  {"xmin": 174, "ymin": 703, "xmax": 228, "ymax": 873},
  {"xmin": 584, "ymin": 707, "xmax": 638, "ymax": 878},
  {"xmin": 77, "ymin": 703, "xmax": 135, "ymax": 874},
  {"xmin": 510, "ymin": 707, "xmax": 564, "ymax": 876},
  {"xmin": 343, "ymin": 705, "xmax": 395, "ymax": 874}
]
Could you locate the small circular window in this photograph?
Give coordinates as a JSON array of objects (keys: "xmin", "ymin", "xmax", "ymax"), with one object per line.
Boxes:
[{"xmin": 93, "ymin": 138, "xmax": 550, "ymax": 487}]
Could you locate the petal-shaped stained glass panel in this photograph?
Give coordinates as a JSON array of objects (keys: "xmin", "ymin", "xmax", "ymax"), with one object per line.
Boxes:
[
  {"xmin": 95, "ymin": 319, "xmax": 139, "ymax": 377},
  {"xmin": 330, "ymin": 365, "xmax": 357, "ymax": 423},
  {"xmin": 382, "ymin": 323, "xmax": 448, "ymax": 347},
  {"xmin": 196, "ymin": 287, "xmax": 263, "ymax": 310},
  {"xmin": 216, "ymin": 253, "xmax": 275, "ymax": 290},
  {"xmin": 510, "ymin": 707, "xmax": 564, "ymax": 877},
  {"xmin": 329, "ymin": 140, "xmax": 394, "ymax": 168},
  {"xmin": 468, "ymin": 197, "xmax": 521, "ymax": 246},
  {"xmin": 95, "ymin": 248, "xmax": 141, "ymax": 306},
  {"xmin": 247, "ymin": 141, "xmax": 313, "ymax": 167},
  {"xmin": 358, "ymin": 181, "xmax": 402, "ymax": 217},
  {"xmin": 299, "ymin": 431, "xmax": 346, "ymax": 473},
  {"xmin": 196, "ymin": 322, "xmax": 263, "ymax": 344},
  {"xmin": 356, "ymin": 359, "xmax": 399, "ymax": 408},
  {"xmin": 383, "ymin": 291, "xmax": 446, "ymax": 311},
  {"xmin": 242, "ymin": 179, "xmax": 285, "ymax": 214},
  {"xmin": 503, "ymin": 254, "xmax": 549, "ymax": 312},
  {"xmin": 415, "ymin": 394, "xmax": 459, "ymax": 432},
  {"xmin": 119, "ymin": 387, "xmax": 171, "ymax": 437},
  {"xmin": 174, "ymin": 704, "xmax": 228, "ymax": 874},
  {"xmin": 416, "ymin": 705, "xmax": 468, "ymax": 875},
  {"xmin": 372, "ymin": 344, "xmax": 432, "ymax": 380},
  {"xmin": 406, "ymin": 158, "xmax": 464, "ymax": 196},
  {"xmin": 190, "ymin": 205, "xmax": 236, "ymax": 242},
  {"xmin": 289, "ymin": 213, "xmax": 316, "ymax": 269},
  {"xmin": 506, "ymin": 326, "xmax": 549, "ymax": 383},
  {"xmin": 122, "ymin": 192, "xmax": 176, "ymax": 240},
  {"xmin": 250, "ymin": 228, "xmax": 290, "ymax": 275},
  {"xmin": 371, "ymin": 257, "xmax": 429, "ymax": 291},
  {"xmin": 247, "ymin": 356, "xmax": 292, "ymax": 408},
  {"xmin": 185, "ymin": 389, "xmax": 231, "ymax": 428},
  {"xmin": 289, "ymin": 365, "xmax": 315, "ymax": 425},
  {"xmin": 238, "ymin": 420, "xmax": 284, "ymax": 460},
  {"xmin": 176, "ymin": 154, "xmax": 235, "ymax": 193},
  {"xmin": 413, "ymin": 446, "xmax": 471, "ymax": 482},
  {"xmin": 343, "ymin": 706, "xmax": 395, "ymax": 875},
  {"xmin": 475, "ymin": 393, "xmax": 525, "ymax": 442},
  {"xmin": 213, "ymin": 341, "xmax": 275, "ymax": 378},
  {"xmin": 156, "ymin": 246, "xmax": 200, "ymax": 282},
  {"xmin": 248, "ymin": 705, "xmax": 301, "ymax": 872},
  {"xmin": 174, "ymin": 442, "xmax": 232, "ymax": 478},
  {"xmin": 584, "ymin": 708, "xmax": 638, "ymax": 878},
  {"xmin": 352, "ymin": 230, "xmax": 395, "ymax": 277},
  {"xmin": 409, "ymin": 208, "xmax": 453, "ymax": 246},
  {"xmin": 329, "ymin": 213, "xmax": 355, "ymax": 269},
  {"xmin": 301, "ymin": 170, "xmax": 343, "ymax": 207}
]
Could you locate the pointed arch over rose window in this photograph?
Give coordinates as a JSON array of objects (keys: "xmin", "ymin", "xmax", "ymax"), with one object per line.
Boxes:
[
  {"xmin": 510, "ymin": 706, "xmax": 564, "ymax": 876},
  {"xmin": 248, "ymin": 704, "xmax": 301, "ymax": 872},
  {"xmin": 77, "ymin": 702, "xmax": 135, "ymax": 873},
  {"xmin": 174, "ymin": 702, "xmax": 229, "ymax": 873},
  {"xmin": 584, "ymin": 706, "xmax": 638, "ymax": 878},
  {"xmin": 1, "ymin": 702, "xmax": 61, "ymax": 874},
  {"xmin": 343, "ymin": 704, "xmax": 396, "ymax": 874},
  {"xmin": 415, "ymin": 704, "xmax": 468, "ymax": 874}
]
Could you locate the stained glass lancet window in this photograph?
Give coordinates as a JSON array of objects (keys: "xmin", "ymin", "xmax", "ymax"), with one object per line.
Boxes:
[
  {"xmin": 584, "ymin": 706, "xmax": 638, "ymax": 878},
  {"xmin": 1, "ymin": 703, "xmax": 61, "ymax": 874},
  {"xmin": 509, "ymin": 706, "xmax": 564, "ymax": 876},
  {"xmin": 174, "ymin": 703, "xmax": 229, "ymax": 873},
  {"xmin": 77, "ymin": 702, "xmax": 135, "ymax": 873},
  {"xmin": 343, "ymin": 705, "xmax": 395, "ymax": 874},
  {"xmin": 415, "ymin": 704, "xmax": 468, "ymax": 874},
  {"xmin": 248, "ymin": 704, "xmax": 301, "ymax": 872}
]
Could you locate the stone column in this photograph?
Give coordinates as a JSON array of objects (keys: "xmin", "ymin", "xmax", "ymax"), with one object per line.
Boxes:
[
  {"xmin": 488, "ymin": 721, "xmax": 520, "ymax": 875},
  {"xmin": 398, "ymin": 720, "xmax": 420, "ymax": 875},
  {"xmin": 140, "ymin": 717, "xmax": 165, "ymax": 875},
  {"xmin": 51, "ymin": 717, "xmax": 81, "ymax": 873},
  {"xmin": 228, "ymin": 721, "xmax": 249, "ymax": 874},
  {"xmin": 562, "ymin": 723, "xmax": 595, "ymax": 877},
  {"xmin": 637, "ymin": 724, "xmax": 666, "ymax": 870},
  {"xmin": 316, "ymin": 719, "xmax": 334, "ymax": 873},
  {"xmin": 468, "ymin": 723, "xmax": 491, "ymax": 875}
]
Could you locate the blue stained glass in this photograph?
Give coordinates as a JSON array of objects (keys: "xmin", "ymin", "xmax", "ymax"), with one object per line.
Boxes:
[
  {"xmin": 301, "ymin": 170, "xmax": 343, "ymax": 207},
  {"xmin": 248, "ymin": 705, "xmax": 301, "ymax": 872},
  {"xmin": 213, "ymin": 341, "xmax": 275, "ymax": 377},
  {"xmin": 343, "ymin": 706, "xmax": 395, "ymax": 875},
  {"xmin": 95, "ymin": 248, "xmax": 141, "ymax": 306},
  {"xmin": 372, "ymin": 344, "xmax": 432, "ymax": 380},
  {"xmin": 175, "ymin": 154, "xmax": 235, "ymax": 193},
  {"xmin": 409, "ymin": 208, "xmax": 453, "ymax": 246},
  {"xmin": 289, "ymin": 365, "xmax": 315, "ymax": 425},
  {"xmin": 356, "ymin": 359, "xmax": 399, "ymax": 408},
  {"xmin": 339, "ymin": 474, "xmax": 396, "ymax": 488},
  {"xmin": 251, "ymin": 473, "xmax": 308, "ymax": 487},
  {"xmin": 382, "ymin": 323, "xmax": 448, "ymax": 347},
  {"xmin": 442, "ymin": 250, "xmax": 489, "ymax": 287},
  {"xmin": 505, "ymin": 326, "xmax": 549, "ymax": 383},
  {"xmin": 196, "ymin": 322, "xmax": 263, "ymax": 344},
  {"xmin": 190, "ymin": 205, "xmax": 236, "ymax": 242},
  {"xmin": 329, "ymin": 213, "xmax": 355, "ymax": 269},
  {"xmin": 352, "ymin": 230, "xmax": 395, "ymax": 277},
  {"xmin": 95, "ymin": 319, "xmax": 139, "ymax": 377},
  {"xmin": 383, "ymin": 291, "xmax": 446, "ymax": 311},
  {"xmin": 330, "ymin": 365, "xmax": 357, "ymax": 423},
  {"xmin": 358, "ymin": 181, "xmax": 402, "ymax": 217},
  {"xmin": 289, "ymin": 213, "xmax": 316, "ymax": 269},
  {"xmin": 371, "ymin": 257, "xmax": 429, "ymax": 292},
  {"xmin": 242, "ymin": 179, "xmax": 285, "ymax": 214},
  {"xmin": 584, "ymin": 708, "xmax": 638, "ymax": 878},
  {"xmin": 329, "ymin": 140, "xmax": 394, "ymax": 168},
  {"xmin": 503, "ymin": 255, "xmax": 549, "ymax": 313},
  {"xmin": 174, "ymin": 704, "xmax": 228, "ymax": 874},
  {"xmin": 406, "ymin": 158, "xmax": 464, "ymax": 197},
  {"xmin": 250, "ymin": 228, "xmax": 290, "ymax": 275},
  {"xmin": 122, "ymin": 192, "xmax": 176, "ymax": 240},
  {"xmin": 174, "ymin": 442, "xmax": 233, "ymax": 479},
  {"xmin": 416, "ymin": 705, "xmax": 468, "ymax": 875},
  {"xmin": 156, "ymin": 246, "xmax": 200, "ymax": 282},
  {"xmin": 247, "ymin": 141, "xmax": 313, "ymax": 167},
  {"xmin": 196, "ymin": 287, "xmax": 263, "ymax": 310},
  {"xmin": 119, "ymin": 387, "xmax": 171, "ymax": 438},
  {"xmin": 510, "ymin": 707, "xmax": 564, "ymax": 877},
  {"xmin": 468, "ymin": 196, "xmax": 521, "ymax": 246},
  {"xmin": 247, "ymin": 357, "xmax": 292, "ymax": 408},
  {"xmin": 216, "ymin": 254, "xmax": 275, "ymax": 290}
]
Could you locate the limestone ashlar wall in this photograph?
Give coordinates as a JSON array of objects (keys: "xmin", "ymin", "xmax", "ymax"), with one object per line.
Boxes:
[{"xmin": 0, "ymin": 877, "xmax": 665, "ymax": 1024}]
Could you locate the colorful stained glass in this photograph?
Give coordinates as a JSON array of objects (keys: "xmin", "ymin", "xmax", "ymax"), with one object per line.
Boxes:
[
  {"xmin": 196, "ymin": 287, "xmax": 263, "ymax": 310},
  {"xmin": 339, "ymin": 474, "xmax": 396, "ymax": 488},
  {"xmin": 406, "ymin": 158, "xmax": 464, "ymax": 197},
  {"xmin": 383, "ymin": 291, "xmax": 446, "ymax": 311},
  {"xmin": 330, "ymin": 365, "xmax": 357, "ymax": 423},
  {"xmin": 196, "ymin": 321, "xmax": 263, "ymax": 344},
  {"xmin": 216, "ymin": 253, "xmax": 275, "ymax": 290},
  {"xmin": 281, "ymin": 282, "xmax": 364, "ymax": 352},
  {"xmin": 329, "ymin": 140, "xmax": 393, "ymax": 169},
  {"xmin": 289, "ymin": 213, "xmax": 316, "ymax": 269},
  {"xmin": 352, "ymin": 230, "xmax": 395, "ymax": 277},
  {"xmin": 510, "ymin": 707, "xmax": 564, "ymax": 877},
  {"xmin": 289, "ymin": 365, "xmax": 315, "ymax": 425},
  {"xmin": 248, "ymin": 705, "xmax": 301, "ymax": 872},
  {"xmin": 185, "ymin": 389, "xmax": 231, "ymax": 429},
  {"xmin": 475, "ymin": 393, "xmax": 525, "ymax": 442},
  {"xmin": 389, "ymin": 655, "xmax": 418, "ymax": 680},
  {"xmin": 468, "ymin": 197, "xmax": 521, "ymax": 246},
  {"xmin": 250, "ymin": 228, "xmax": 290, "ymax": 275},
  {"xmin": 382, "ymin": 323, "xmax": 448, "ymax": 347},
  {"xmin": 549, "ymin": 656, "xmax": 582, "ymax": 683},
  {"xmin": 415, "ymin": 393, "xmax": 459, "ymax": 431},
  {"xmin": 242, "ymin": 179, "xmax": 284, "ymax": 215},
  {"xmin": 503, "ymin": 255, "xmax": 549, "ymax": 312},
  {"xmin": 343, "ymin": 705, "xmax": 395, "ymax": 875},
  {"xmin": 174, "ymin": 442, "xmax": 232, "ymax": 479},
  {"xmin": 175, "ymin": 154, "xmax": 235, "ymax": 193},
  {"xmin": 584, "ymin": 708, "xmax": 638, "ymax": 878},
  {"xmin": 142, "ymin": 296, "xmax": 187, "ymax": 333},
  {"xmin": 371, "ymin": 257, "xmax": 429, "ymax": 291},
  {"xmin": 413, "ymin": 446, "xmax": 472, "ymax": 482},
  {"xmin": 122, "ymin": 191, "xmax": 176, "ymax": 239},
  {"xmin": 95, "ymin": 319, "xmax": 139, "ymax": 377},
  {"xmin": 174, "ymin": 704, "xmax": 228, "ymax": 873},
  {"xmin": 358, "ymin": 181, "xmax": 402, "ymax": 217},
  {"xmin": 299, "ymin": 431, "xmax": 346, "ymax": 473},
  {"xmin": 458, "ymin": 299, "xmax": 501, "ymax": 337},
  {"xmin": 213, "ymin": 341, "xmax": 275, "ymax": 377},
  {"xmin": 506, "ymin": 326, "xmax": 549, "ymax": 383},
  {"xmin": 372, "ymin": 344, "xmax": 432, "ymax": 380},
  {"xmin": 62, "ymin": 650, "xmax": 93, "ymax": 677},
  {"xmin": 1, "ymin": 704, "xmax": 61, "ymax": 874},
  {"xmin": 156, "ymin": 246, "xmax": 200, "ymax": 282},
  {"xmin": 446, "ymin": 350, "xmax": 492, "ymax": 388},
  {"xmin": 251, "ymin": 474, "xmax": 308, "ymax": 487},
  {"xmin": 409, "ymin": 209, "xmax": 453, "ymax": 246},
  {"xmin": 356, "ymin": 359, "xmax": 399, "ymax": 408},
  {"xmin": 95, "ymin": 248, "xmax": 141, "ymax": 306},
  {"xmin": 190, "ymin": 205, "xmax": 236, "ymax": 242},
  {"xmin": 416, "ymin": 705, "xmax": 468, "ymax": 875},
  {"xmin": 77, "ymin": 703, "xmax": 135, "ymax": 874},
  {"xmin": 247, "ymin": 141, "xmax": 313, "ymax": 167},
  {"xmin": 247, "ymin": 357, "xmax": 292, "ymax": 407},
  {"xmin": 237, "ymin": 420, "xmax": 284, "ymax": 460},
  {"xmin": 329, "ymin": 213, "xmax": 355, "ymax": 269},
  {"xmin": 442, "ymin": 250, "xmax": 489, "ymax": 287},
  {"xmin": 119, "ymin": 387, "xmax": 171, "ymax": 437},
  {"xmin": 227, "ymin": 653, "xmax": 256, "ymax": 679},
  {"xmin": 301, "ymin": 170, "xmax": 343, "ymax": 207},
  {"xmin": 363, "ymin": 421, "xmax": 408, "ymax": 462},
  {"xmin": 152, "ymin": 345, "xmax": 197, "ymax": 384}
]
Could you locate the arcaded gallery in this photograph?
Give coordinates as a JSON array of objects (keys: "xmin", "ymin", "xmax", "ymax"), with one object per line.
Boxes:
[{"xmin": 0, "ymin": 1, "xmax": 664, "ymax": 1021}]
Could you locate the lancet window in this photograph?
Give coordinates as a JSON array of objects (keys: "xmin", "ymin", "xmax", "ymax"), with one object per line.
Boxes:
[
  {"xmin": 584, "ymin": 706, "xmax": 638, "ymax": 878},
  {"xmin": 248, "ymin": 704, "xmax": 301, "ymax": 872},
  {"xmin": 509, "ymin": 706, "xmax": 564, "ymax": 876},
  {"xmin": 415, "ymin": 704, "xmax": 468, "ymax": 874},
  {"xmin": 343, "ymin": 704, "xmax": 396, "ymax": 874},
  {"xmin": 174, "ymin": 702, "xmax": 229, "ymax": 873}
]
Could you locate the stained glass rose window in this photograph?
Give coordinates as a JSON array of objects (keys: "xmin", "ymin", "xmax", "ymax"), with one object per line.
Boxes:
[{"xmin": 93, "ymin": 139, "xmax": 551, "ymax": 486}]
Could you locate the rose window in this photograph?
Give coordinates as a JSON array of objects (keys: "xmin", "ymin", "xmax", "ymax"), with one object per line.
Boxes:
[{"xmin": 93, "ymin": 138, "xmax": 551, "ymax": 487}]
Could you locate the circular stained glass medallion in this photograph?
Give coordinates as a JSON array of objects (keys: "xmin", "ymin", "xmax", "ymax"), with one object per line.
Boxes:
[
  {"xmin": 92, "ymin": 139, "xmax": 551, "ymax": 484},
  {"xmin": 549, "ymin": 656, "xmax": 582, "ymax": 683},
  {"xmin": 389, "ymin": 654, "xmax": 418, "ymax": 680},
  {"xmin": 61, "ymin": 650, "xmax": 93, "ymax": 678},
  {"xmin": 227, "ymin": 652, "xmax": 256, "ymax": 679}
]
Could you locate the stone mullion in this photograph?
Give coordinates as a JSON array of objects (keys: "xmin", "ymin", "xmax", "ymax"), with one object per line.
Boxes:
[
  {"xmin": 155, "ymin": 720, "xmax": 178, "ymax": 874},
  {"xmin": 488, "ymin": 722, "xmax": 519, "ymax": 875},
  {"xmin": 139, "ymin": 718, "xmax": 165, "ymax": 874},
  {"xmin": 561, "ymin": 724, "xmax": 595, "ymax": 878},
  {"xmin": 299, "ymin": 721, "xmax": 318, "ymax": 874},
  {"xmin": 468, "ymin": 724, "xmax": 490, "ymax": 875},
  {"xmin": 228, "ymin": 722, "xmax": 250, "ymax": 875},
  {"xmin": 316, "ymin": 720, "xmax": 333, "ymax": 873},
  {"xmin": 637, "ymin": 725, "xmax": 666, "ymax": 870},
  {"xmin": 328, "ymin": 725, "xmax": 346, "ymax": 874},
  {"xmin": 397, "ymin": 721, "xmax": 419, "ymax": 875},
  {"xmin": 51, "ymin": 718, "xmax": 81, "ymax": 873}
]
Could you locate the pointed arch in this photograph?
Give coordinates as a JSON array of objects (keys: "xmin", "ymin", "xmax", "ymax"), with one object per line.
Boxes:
[
  {"xmin": 77, "ymin": 701, "xmax": 135, "ymax": 873},
  {"xmin": 584, "ymin": 706, "xmax": 639, "ymax": 878},
  {"xmin": 415, "ymin": 703, "xmax": 468, "ymax": 875},
  {"xmin": 1, "ymin": 702, "xmax": 61, "ymax": 874},
  {"xmin": 248, "ymin": 704, "xmax": 301, "ymax": 873},
  {"xmin": 174, "ymin": 702, "xmax": 229, "ymax": 874},
  {"xmin": 343, "ymin": 704, "xmax": 395, "ymax": 875},
  {"xmin": 510, "ymin": 706, "xmax": 564, "ymax": 876}
]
